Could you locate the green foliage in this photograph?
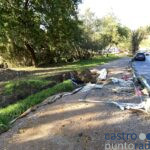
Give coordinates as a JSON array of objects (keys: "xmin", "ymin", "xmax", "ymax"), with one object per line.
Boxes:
[
  {"xmin": 131, "ymin": 27, "xmax": 150, "ymax": 54},
  {"xmin": 80, "ymin": 10, "xmax": 130, "ymax": 51},
  {"xmin": 0, "ymin": 0, "xmax": 83, "ymax": 66},
  {"xmin": 140, "ymin": 36, "xmax": 150, "ymax": 48},
  {"xmin": 0, "ymin": 80, "xmax": 74, "ymax": 133}
]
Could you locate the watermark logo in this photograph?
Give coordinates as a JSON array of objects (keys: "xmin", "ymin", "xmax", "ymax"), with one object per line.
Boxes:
[{"xmin": 105, "ymin": 132, "xmax": 150, "ymax": 150}]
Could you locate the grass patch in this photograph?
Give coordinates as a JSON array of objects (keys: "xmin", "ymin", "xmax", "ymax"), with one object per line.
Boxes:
[
  {"xmin": 69, "ymin": 54, "xmax": 120, "ymax": 70},
  {"xmin": 0, "ymin": 80, "xmax": 74, "ymax": 133},
  {"xmin": 4, "ymin": 79, "xmax": 50, "ymax": 95},
  {"xmin": 52, "ymin": 54, "xmax": 121, "ymax": 72}
]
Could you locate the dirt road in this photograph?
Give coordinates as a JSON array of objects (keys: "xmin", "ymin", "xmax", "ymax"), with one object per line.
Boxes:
[{"xmin": 1, "ymin": 57, "xmax": 150, "ymax": 150}]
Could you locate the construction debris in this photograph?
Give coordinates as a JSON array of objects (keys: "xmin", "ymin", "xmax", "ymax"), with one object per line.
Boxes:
[
  {"xmin": 70, "ymin": 68, "xmax": 108, "ymax": 85},
  {"xmin": 110, "ymin": 97, "xmax": 150, "ymax": 113},
  {"xmin": 77, "ymin": 69, "xmax": 95, "ymax": 83},
  {"xmin": 90, "ymin": 68, "xmax": 102, "ymax": 75},
  {"xmin": 144, "ymin": 98, "xmax": 150, "ymax": 113},
  {"xmin": 109, "ymin": 75, "xmax": 147, "ymax": 112},
  {"xmin": 96, "ymin": 68, "xmax": 107, "ymax": 82},
  {"xmin": 78, "ymin": 83, "xmax": 103, "ymax": 101},
  {"xmin": 90, "ymin": 68, "xmax": 107, "ymax": 81},
  {"xmin": 142, "ymin": 88, "xmax": 149, "ymax": 96},
  {"xmin": 79, "ymin": 83, "xmax": 103, "ymax": 93},
  {"xmin": 110, "ymin": 77, "xmax": 133, "ymax": 87},
  {"xmin": 121, "ymin": 75, "xmax": 131, "ymax": 81},
  {"xmin": 110, "ymin": 101, "xmax": 145, "ymax": 111},
  {"xmin": 112, "ymin": 87, "xmax": 134, "ymax": 93}
]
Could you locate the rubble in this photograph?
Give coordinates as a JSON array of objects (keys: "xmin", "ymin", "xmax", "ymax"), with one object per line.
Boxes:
[
  {"xmin": 110, "ymin": 101, "xmax": 145, "ymax": 111},
  {"xmin": 79, "ymin": 83, "xmax": 103, "ymax": 93},
  {"xmin": 144, "ymin": 98, "xmax": 150, "ymax": 113},
  {"xmin": 70, "ymin": 69, "xmax": 98, "ymax": 84},
  {"xmin": 90, "ymin": 68, "xmax": 102, "ymax": 74},
  {"xmin": 110, "ymin": 77, "xmax": 133, "ymax": 87},
  {"xmin": 112, "ymin": 87, "xmax": 134, "ymax": 93},
  {"xmin": 96, "ymin": 68, "xmax": 107, "ymax": 82},
  {"xmin": 90, "ymin": 68, "xmax": 108, "ymax": 81},
  {"xmin": 142, "ymin": 88, "xmax": 149, "ymax": 96},
  {"xmin": 77, "ymin": 69, "xmax": 95, "ymax": 83},
  {"xmin": 73, "ymin": 70, "xmax": 150, "ymax": 114},
  {"xmin": 109, "ymin": 76, "xmax": 147, "ymax": 112},
  {"xmin": 71, "ymin": 68, "xmax": 108, "ymax": 85},
  {"xmin": 110, "ymin": 97, "xmax": 150, "ymax": 113},
  {"xmin": 78, "ymin": 83, "xmax": 103, "ymax": 101}
]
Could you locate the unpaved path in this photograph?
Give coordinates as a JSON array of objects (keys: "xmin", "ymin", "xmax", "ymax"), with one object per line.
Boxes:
[{"xmin": 1, "ymin": 57, "xmax": 150, "ymax": 150}]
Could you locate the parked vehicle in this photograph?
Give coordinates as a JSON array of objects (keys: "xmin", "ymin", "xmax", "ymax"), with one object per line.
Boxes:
[{"xmin": 132, "ymin": 52, "xmax": 146, "ymax": 61}]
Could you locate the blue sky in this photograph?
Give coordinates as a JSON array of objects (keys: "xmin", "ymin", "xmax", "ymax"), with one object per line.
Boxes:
[{"xmin": 79, "ymin": 0, "xmax": 150, "ymax": 29}]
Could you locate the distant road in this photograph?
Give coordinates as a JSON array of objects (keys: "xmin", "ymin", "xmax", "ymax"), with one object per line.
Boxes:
[{"xmin": 132, "ymin": 55, "xmax": 150, "ymax": 84}]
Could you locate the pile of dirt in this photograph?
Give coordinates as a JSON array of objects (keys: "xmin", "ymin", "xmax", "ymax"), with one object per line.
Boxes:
[
  {"xmin": 48, "ymin": 69, "xmax": 99, "ymax": 84},
  {"xmin": 75, "ymin": 69, "xmax": 98, "ymax": 83}
]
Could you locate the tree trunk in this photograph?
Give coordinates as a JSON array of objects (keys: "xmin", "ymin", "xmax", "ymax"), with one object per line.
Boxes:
[
  {"xmin": 24, "ymin": 0, "xmax": 29, "ymax": 10},
  {"xmin": 132, "ymin": 41, "xmax": 139, "ymax": 54},
  {"xmin": 25, "ymin": 42, "xmax": 37, "ymax": 66},
  {"xmin": 106, "ymin": 45, "xmax": 112, "ymax": 57}
]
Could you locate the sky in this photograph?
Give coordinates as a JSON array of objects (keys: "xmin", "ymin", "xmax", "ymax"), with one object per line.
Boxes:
[{"xmin": 79, "ymin": 0, "xmax": 150, "ymax": 30}]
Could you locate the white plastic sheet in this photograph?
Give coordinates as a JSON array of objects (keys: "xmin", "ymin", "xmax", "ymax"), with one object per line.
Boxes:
[
  {"xmin": 90, "ymin": 68, "xmax": 107, "ymax": 81},
  {"xmin": 80, "ymin": 83, "xmax": 103, "ymax": 93},
  {"xmin": 110, "ymin": 101, "xmax": 145, "ymax": 111},
  {"xmin": 97, "ymin": 68, "xmax": 107, "ymax": 81}
]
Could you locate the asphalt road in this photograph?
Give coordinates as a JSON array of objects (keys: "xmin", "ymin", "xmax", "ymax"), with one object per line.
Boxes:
[{"xmin": 132, "ymin": 55, "xmax": 150, "ymax": 84}]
